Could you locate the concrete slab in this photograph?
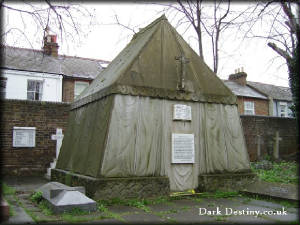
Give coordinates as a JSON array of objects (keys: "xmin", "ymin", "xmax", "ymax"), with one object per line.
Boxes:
[
  {"xmin": 108, "ymin": 205, "xmax": 144, "ymax": 214},
  {"xmin": 121, "ymin": 212, "xmax": 166, "ymax": 223},
  {"xmin": 164, "ymin": 206, "xmax": 216, "ymax": 223},
  {"xmin": 7, "ymin": 202, "xmax": 34, "ymax": 224},
  {"xmin": 148, "ymin": 202, "xmax": 179, "ymax": 213},
  {"xmin": 37, "ymin": 182, "xmax": 97, "ymax": 214},
  {"xmin": 241, "ymin": 180, "xmax": 299, "ymax": 201}
]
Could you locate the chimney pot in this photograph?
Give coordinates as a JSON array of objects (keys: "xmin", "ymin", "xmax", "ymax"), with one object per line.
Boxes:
[
  {"xmin": 228, "ymin": 70, "xmax": 247, "ymax": 86},
  {"xmin": 43, "ymin": 33, "xmax": 59, "ymax": 57}
]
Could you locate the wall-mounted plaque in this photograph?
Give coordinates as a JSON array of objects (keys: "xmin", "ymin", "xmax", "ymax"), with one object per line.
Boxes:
[
  {"xmin": 13, "ymin": 127, "xmax": 36, "ymax": 147},
  {"xmin": 173, "ymin": 104, "xmax": 191, "ymax": 121},
  {"xmin": 172, "ymin": 133, "xmax": 194, "ymax": 163}
]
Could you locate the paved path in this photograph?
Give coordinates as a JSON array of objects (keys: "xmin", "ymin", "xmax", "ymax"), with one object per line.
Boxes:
[{"xmin": 2, "ymin": 177, "xmax": 299, "ymax": 224}]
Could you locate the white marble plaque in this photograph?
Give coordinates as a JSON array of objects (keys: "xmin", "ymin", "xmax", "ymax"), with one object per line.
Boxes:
[
  {"xmin": 173, "ymin": 104, "xmax": 191, "ymax": 121},
  {"xmin": 172, "ymin": 133, "xmax": 194, "ymax": 163},
  {"xmin": 13, "ymin": 127, "xmax": 36, "ymax": 147}
]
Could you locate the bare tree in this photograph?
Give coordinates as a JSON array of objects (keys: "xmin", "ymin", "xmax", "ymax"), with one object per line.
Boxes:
[
  {"xmin": 156, "ymin": 0, "xmax": 255, "ymax": 73},
  {"xmin": 1, "ymin": 1, "xmax": 95, "ymax": 50},
  {"xmin": 245, "ymin": 1, "xmax": 299, "ymax": 67},
  {"xmin": 245, "ymin": 1, "xmax": 299, "ymax": 121}
]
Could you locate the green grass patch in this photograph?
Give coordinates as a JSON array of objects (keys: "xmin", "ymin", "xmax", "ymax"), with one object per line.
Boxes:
[
  {"xmin": 196, "ymin": 190, "xmax": 241, "ymax": 199},
  {"xmin": 2, "ymin": 183, "xmax": 16, "ymax": 196},
  {"xmin": 30, "ymin": 191, "xmax": 43, "ymax": 204},
  {"xmin": 251, "ymin": 161, "xmax": 298, "ymax": 184}
]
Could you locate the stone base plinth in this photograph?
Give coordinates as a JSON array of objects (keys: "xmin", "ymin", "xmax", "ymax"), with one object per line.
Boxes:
[
  {"xmin": 198, "ymin": 172, "xmax": 257, "ymax": 192},
  {"xmin": 51, "ymin": 168, "xmax": 170, "ymax": 200}
]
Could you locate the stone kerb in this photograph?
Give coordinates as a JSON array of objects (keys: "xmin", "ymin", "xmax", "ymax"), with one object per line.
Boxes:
[{"xmin": 51, "ymin": 168, "xmax": 170, "ymax": 200}]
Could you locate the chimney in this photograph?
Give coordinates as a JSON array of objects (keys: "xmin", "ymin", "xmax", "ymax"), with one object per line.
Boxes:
[
  {"xmin": 229, "ymin": 67, "xmax": 247, "ymax": 86},
  {"xmin": 43, "ymin": 27, "xmax": 59, "ymax": 57}
]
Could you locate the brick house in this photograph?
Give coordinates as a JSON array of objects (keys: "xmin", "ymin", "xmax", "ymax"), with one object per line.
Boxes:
[
  {"xmin": 224, "ymin": 71, "xmax": 269, "ymax": 116},
  {"xmin": 1, "ymin": 33, "xmax": 110, "ymax": 103},
  {"xmin": 247, "ymin": 81, "xmax": 293, "ymax": 117},
  {"xmin": 224, "ymin": 69, "xmax": 293, "ymax": 117}
]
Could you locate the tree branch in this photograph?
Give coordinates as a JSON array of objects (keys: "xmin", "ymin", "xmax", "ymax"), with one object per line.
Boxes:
[{"xmin": 268, "ymin": 42, "xmax": 291, "ymax": 61}]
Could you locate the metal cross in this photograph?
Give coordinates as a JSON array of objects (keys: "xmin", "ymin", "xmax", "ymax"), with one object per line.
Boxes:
[{"xmin": 175, "ymin": 55, "xmax": 190, "ymax": 90}]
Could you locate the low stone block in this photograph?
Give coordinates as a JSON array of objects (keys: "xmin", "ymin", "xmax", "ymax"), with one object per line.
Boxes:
[
  {"xmin": 240, "ymin": 180, "xmax": 299, "ymax": 201},
  {"xmin": 198, "ymin": 172, "xmax": 257, "ymax": 192},
  {"xmin": 51, "ymin": 168, "xmax": 170, "ymax": 200},
  {"xmin": 37, "ymin": 182, "xmax": 97, "ymax": 214}
]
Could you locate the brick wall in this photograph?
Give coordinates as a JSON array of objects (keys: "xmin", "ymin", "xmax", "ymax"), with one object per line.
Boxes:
[
  {"xmin": 0, "ymin": 99, "xmax": 70, "ymax": 176},
  {"xmin": 237, "ymin": 96, "xmax": 269, "ymax": 116},
  {"xmin": 62, "ymin": 79, "xmax": 74, "ymax": 103},
  {"xmin": 240, "ymin": 115, "xmax": 299, "ymax": 161}
]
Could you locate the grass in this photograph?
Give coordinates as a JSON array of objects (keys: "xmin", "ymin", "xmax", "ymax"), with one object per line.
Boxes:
[
  {"xmin": 251, "ymin": 160, "xmax": 298, "ymax": 184},
  {"xmin": 195, "ymin": 190, "xmax": 241, "ymax": 199},
  {"xmin": 2, "ymin": 183, "xmax": 16, "ymax": 196}
]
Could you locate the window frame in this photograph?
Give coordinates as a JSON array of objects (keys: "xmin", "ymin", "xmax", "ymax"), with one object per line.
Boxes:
[
  {"xmin": 244, "ymin": 101, "xmax": 255, "ymax": 115},
  {"xmin": 27, "ymin": 79, "xmax": 43, "ymax": 101},
  {"xmin": 279, "ymin": 101, "xmax": 288, "ymax": 117},
  {"xmin": 74, "ymin": 81, "xmax": 89, "ymax": 99}
]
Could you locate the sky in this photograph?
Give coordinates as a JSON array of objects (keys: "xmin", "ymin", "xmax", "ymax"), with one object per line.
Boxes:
[{"xmin": 3, "ymin": 2, "xmax": 290, "ymax": 87}]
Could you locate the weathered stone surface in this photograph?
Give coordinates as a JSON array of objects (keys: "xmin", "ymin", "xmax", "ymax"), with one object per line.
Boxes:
[
  {"xmin": 240, "ymin": 180, "xmax": 299, "ymax": 201},
  {"xmin": 51, "ymin": 168, "xmax": 170, "ymax": 200},
  {"xmin": 198, "ymin": 173, "xmax": 257, "ymax": 192},
  {"xmin": 37, "ymin": 182, "xmax": 97, "ymax": 214}
]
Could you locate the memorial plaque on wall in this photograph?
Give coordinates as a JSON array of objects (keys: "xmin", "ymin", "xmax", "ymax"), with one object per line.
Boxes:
[
  {"xmin": 173, "ymin": 104, "xmax": 191, "ymax": 121},
  {"xmin": 172, "ymin": 133, "xmax": 194, "ymax": 163},
  {"xmin": 13, "ymin": 127, "xmax": 36, "ymax": 147}
]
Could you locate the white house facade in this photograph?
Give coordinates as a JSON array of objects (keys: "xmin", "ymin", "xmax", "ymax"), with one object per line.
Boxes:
[{"xmin": 3, "ymin": 69, "xmax": 62, "ymax": 102}]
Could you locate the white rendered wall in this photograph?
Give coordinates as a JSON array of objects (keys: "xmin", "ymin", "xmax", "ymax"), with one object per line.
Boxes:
[{"xmin": 2, "ymin": 69, "xmax": 62, "ymax": 102}]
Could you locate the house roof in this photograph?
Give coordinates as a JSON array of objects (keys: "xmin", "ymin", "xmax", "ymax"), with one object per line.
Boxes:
[
  {"xmin": 73, "ymin": 15, "xmax": 236, "ymax": 109},
  {"xmin": 223, "ymin": 80, "xmax": 268, "ymax": 99},
  {"xmin": 247, "ymin": 81, "xmax": 292, "ymax": 101},
  {"xmin": 1, "ymin": 45, "xmax": 110, "ymax": 79}
]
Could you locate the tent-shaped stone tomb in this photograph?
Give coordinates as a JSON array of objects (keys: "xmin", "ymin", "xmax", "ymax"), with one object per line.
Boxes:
[{"xmin": 54, "ymin": 15, "xmax": 251, "ymax": 198}]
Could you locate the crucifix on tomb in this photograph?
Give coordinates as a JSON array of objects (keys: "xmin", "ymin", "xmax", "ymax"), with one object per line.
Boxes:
[
  {"xmin": 51, "ymin": 128, "xmax": 64, "ymax": 159},
  {"xmin": 175, "ymin": 54, "xmax": 190, "ymax": 90}
]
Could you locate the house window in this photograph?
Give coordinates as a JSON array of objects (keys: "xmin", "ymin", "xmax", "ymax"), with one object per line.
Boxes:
[
  {"xmin": 279, "ymin": 102, "xmax": 287, "ymax": 117},
  {"xmin": 27, "ymin": 80, "xmax": 43, "ymax": 101},
  {"xmin": 244, "ymin": 101, "xmax": 255, "ymax": 115},
  {"xmin": 74, "ymin": 81, "xmax": 89, "ymax": 99}
]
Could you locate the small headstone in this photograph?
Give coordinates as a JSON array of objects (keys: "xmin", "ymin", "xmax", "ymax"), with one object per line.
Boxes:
[
  {"xmin": 51, "ymin": 128, "xmax": 64, "ymax": 159},
  {"xmin": 46, "ymin": 129, "xmax": 64, "ymax": 179},
  {"xmin": 256, "ymin": 135, "xmax": 262, "ymax": 160},
  {"xmin": 37, "ymin": 182, "xmax": 97, "ymax": 214},
  {"xmin": 273, "ymin": 131, "xmax": 282, "ymax": 160}
]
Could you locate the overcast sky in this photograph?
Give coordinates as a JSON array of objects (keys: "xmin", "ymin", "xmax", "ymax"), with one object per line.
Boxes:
[{"xmin": 3, "ymin": 2, "xmax": 290, "ymax": 87}]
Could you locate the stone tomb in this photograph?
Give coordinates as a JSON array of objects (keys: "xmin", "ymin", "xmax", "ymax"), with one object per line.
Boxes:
[
  {"xmin": 240, "ymin": 180, "xmax": 299, "ymax": 201},
  {"xmin": 37, "ymin": 182, "xmax": 97, "ymax": 213}
]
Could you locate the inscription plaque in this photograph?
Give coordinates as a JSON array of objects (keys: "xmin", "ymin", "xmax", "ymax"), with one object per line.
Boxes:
[
  {"xmin": 173, "ymin": 104, "xmax": 191, "ymax": 121},
  {"xmin": 13, "ymin": 127, "xmax": 36, "ymax": 147},
  {"xmin": 172, "ymin": 133, "xmax": 194, "ymax": 163}
]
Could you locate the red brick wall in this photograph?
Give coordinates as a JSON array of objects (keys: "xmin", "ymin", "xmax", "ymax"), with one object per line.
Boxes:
[
  {"xmin": 240, "ymin": 115, "xmax": 299, "ymax": 161},
  {"xmin": 0, "ymin": 99, "xmax": 70, "ymax": 176},
  {"xmin": 62, "ymin": 79, "xmax": 74, "ymax": 103},
  {"xmin": 237, "ymin": 96, "xmax": 269, "ymax": 116}
]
